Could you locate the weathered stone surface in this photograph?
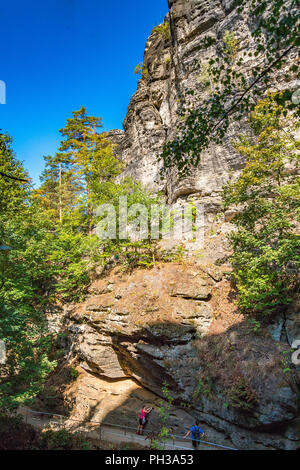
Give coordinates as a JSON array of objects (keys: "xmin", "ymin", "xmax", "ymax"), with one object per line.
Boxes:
[
  {"xmin": 170, "ymin": 283, "xmax": 212, "ymax": 299},
  {"xmin": 175, "ymin": 301, "xmax": 213, "ymax": 334},
  {"xmin": 267, "ymin": 315, "xmax": 285, "ymax": 342},
  {"xmin": 79, "ymin": 328, "xmax": 127, "ymax": 379},
  {"xmin": 63, "ymin": 260, "xmax": 300, "ymax": 450},
  {"xmin": 176, "ymin": 301, "xmax": 213, "ymax": 320},
  {"xmin": 109, "ymin": 0, "xmax": 258, "ymax": 214},
  {"xmin": 286, "ymin": 306, "xmax": 300, "ymax": 346},
  {"xmin": 200, "ymin": 265, "xmax": 223, "ymax": 282}
]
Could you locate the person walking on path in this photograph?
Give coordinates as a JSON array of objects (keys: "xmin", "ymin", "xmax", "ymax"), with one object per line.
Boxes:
[
  {"xmin": 184, "ymin": 420, "xmax": 205, "ymax": 449},
  {"xmin": 137, "ymin": 405, "xmax": 153, "ymax": 435}
]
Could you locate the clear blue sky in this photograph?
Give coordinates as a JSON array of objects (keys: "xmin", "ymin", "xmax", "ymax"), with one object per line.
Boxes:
[{"xmin": 0, "ymin": 0, "xmax": 168, "ymax": 186}]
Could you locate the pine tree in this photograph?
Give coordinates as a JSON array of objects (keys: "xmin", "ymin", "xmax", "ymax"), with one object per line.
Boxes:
[
  {"xmin": 35, "ymin": 153, "xmax": 81, "ymax": 226},
  {"xmin": 58, "ymin": 107, "xmax": 104, "ymax": 233}
]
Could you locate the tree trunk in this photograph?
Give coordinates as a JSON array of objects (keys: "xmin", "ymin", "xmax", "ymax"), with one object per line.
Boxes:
[{"xmin": 59, "ymin": 161, "xmax": 62, "ymax": 224}]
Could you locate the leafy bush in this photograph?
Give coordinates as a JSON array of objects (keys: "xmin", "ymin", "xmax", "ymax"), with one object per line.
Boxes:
[
  {"xmin": 41, "ymin": 428, "xmax": 90, "ymax": 450},
  {"xmin": 71, "ymin": 367, "xmax": 79, "ymax": 379},
  {"xmin": 223, "ymin": 94, "xmax": 300, "ymax": 316},
  {"xmin": 223, "ymin": 31, "xmax": 238, "ymax": 62}
]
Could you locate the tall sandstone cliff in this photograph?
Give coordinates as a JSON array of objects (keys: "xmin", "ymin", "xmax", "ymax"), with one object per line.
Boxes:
[{"xmin": 110, "ymin": 0, "xmax": 294, "ymax": 211}]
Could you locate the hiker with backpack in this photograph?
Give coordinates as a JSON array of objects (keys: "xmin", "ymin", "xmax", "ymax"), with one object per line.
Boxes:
[
  {"xmin": 184, "ymin": 420, "xmax": 205, "ymax": 449},
  {"xmin": 137, "ymin": 405, "xmax": 153, "ymax": 435}
]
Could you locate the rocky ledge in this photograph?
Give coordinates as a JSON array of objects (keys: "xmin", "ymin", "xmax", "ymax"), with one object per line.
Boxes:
[{"xmin": 58, "ymin": 258, "xmax": 300, "ymax": 450}]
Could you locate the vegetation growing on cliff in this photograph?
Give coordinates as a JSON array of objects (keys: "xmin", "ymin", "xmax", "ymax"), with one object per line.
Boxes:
[
  {"xmin": 134, "ymin": 62, "xmax": 149, "ymax": 79},
  {"xmin": 148, "ymin": 382, "xmax": 174, "ymax": 450},
  {"xmin": 223, "ymin": 95, "xmax": 300, "ymax": 316},
  {"xmin": 222, "ymin": 31, "xmax": 239, "ymax": 63},
  {"xmin": 152, "ymin": 19, "xmax": 171, "ymax": 41},
  {"xmin": 160, "ymin": 0, "xmax": 299, "ymax": 176}
]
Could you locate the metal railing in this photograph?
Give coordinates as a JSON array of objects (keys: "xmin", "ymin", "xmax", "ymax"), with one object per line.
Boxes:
[{"xmin": 22, "ymin": 408, "xmax": 238, "ymax": 451}]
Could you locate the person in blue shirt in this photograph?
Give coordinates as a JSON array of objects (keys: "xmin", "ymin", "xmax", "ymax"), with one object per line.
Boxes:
[{"xmin": 184, "ymin": 420, "xmax": 205, "ymax": 449}]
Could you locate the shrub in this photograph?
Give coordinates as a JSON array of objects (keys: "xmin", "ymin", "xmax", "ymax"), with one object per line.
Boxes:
[
  {"xmin": 223, "ymin": 31, "xmax": 238, "ymax": 62},
  {"xmin": 197, "ymin": 63, "xmax": 213, "ymax": 92},
  {"xmin": 41, "ymin": 428, "xmax": 91, "ymax": 450},
  {"xmin": 152, "ymin": 20, "xmax": 171, "ymax": 41},
  {"xmin": 134, "ymin": 62, "xmax": 149, "ymax": 79},
  {"xmin": 71, "ymin": 367, "xmax": 79, "ymax": 379},
  {"xmin": 223, "ymin": 94, "xmax": 300, "ymax": 316}
]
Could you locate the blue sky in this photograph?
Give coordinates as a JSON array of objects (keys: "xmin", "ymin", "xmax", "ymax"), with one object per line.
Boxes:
[{"xmin": 0, "ymin": 0, "xmax": 168, "ymax": 186}]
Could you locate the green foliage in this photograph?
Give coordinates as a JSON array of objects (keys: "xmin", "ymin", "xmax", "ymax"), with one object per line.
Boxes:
[
  {"xmin": 150, "ymin": 382, "xmax": 174, "ymax": 450},
  {"xmin": 34, "ymin": 153, "xmax": 81, "ymax": 225},
  {"xmin": 227, "ymin": 377, "xmax": 258, "ymax": 411},
  {"xmin": 160, "ymin": 0, "xmax": 299, "ymax": 177},
  {"xmin": 223, "ymin": 31, "xmax": 238, "ymax": 62},
  {"xmin": 46, "ymin": 229, "xmax": 99, "ymax": 302},
  {"xmin": 32, "ymin": 108, "xmax": 123, "ymax": 301},
  {"xmin": 281, "ymin": 350, "xmax": 293, "ymax": 374},
  {"xmin": 94, "ymin": 177, "xmax": 164, "ymax": 271},
  {"xmin": 193, "ymin": 378, "xmax": 213, "ymax": 399},
  {"xmin": 41, "ymin": 428, "xmax": 91, "ymax": 450},
  {"xmin": 71, "ymin": 367, "xmax": 79, "ymax": 379},
  {"xmin": 134, "ymin": 62, "xmax": 149, "ymax": 79},
  {"xmin": 0, "ymin": 137, "xmax": 57, "ymax": 410},
  {"xmin": 223, "ymin": 95, "xmax": 300, "ymax": 316},
  {"xmin": 57, "ymin": 107, "xmax": 121, "ymax": 233},
  {"xmin": 160, "ymin": 244, "xmax": 186, "ymax": 263},
  {"xmin": 248, "ymin": 319, "xmax": 261, "ymax": 333},
  {"xmin": 152, "ymin": 20, "xmax": 171, "ymax": 41},
  {"xmin": 197, "ymin": 63, "xmax": 213, "ymax": 92}
]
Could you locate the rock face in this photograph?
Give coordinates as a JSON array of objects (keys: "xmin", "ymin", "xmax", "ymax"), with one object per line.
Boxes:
[
  {"xmin": 66, "ymin": 265, "xmax": 215, "ymax": 391},
  {"xmin": 62, "ymin": 259, "xmax": 300, "ymax": 450},
  {"xmin": 111, "ymin": 0, "xmax": 296, "ymax": 211},
  {"xmin": 110, "ymin": 0, "xmax": 260, "ymax": 211}
]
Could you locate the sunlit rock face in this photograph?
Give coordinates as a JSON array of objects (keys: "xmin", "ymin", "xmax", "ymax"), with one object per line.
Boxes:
[
  {"xmin": 108, "ymin": 0, "xmax": 252, "ymax": 211},
  {"xmin": 64, "ymin": 262, "xmax": 300, "ymax": 450},
  {"xmin": 110, "ymin": 0, "xmax": 296, "ymax": 212}
]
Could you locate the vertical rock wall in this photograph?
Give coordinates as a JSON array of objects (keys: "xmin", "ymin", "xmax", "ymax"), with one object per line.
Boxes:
[{"xmin": 110, "ymin": 0, "xmax": 257, "ymax": 212}]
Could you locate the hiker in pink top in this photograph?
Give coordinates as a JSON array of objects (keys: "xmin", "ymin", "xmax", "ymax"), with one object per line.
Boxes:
[{"xmin": 137, "ymin": 405, "xmax": 153, "ymax": 435}]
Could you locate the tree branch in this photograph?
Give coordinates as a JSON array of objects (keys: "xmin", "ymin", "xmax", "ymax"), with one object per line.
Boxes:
[
  {"xmin": 0, "ymin": 172, "xmax": 29, "ymax": 183},
  {"xmin": 212, "ymin": 44, "xmax": 296, "ymax": 133}
]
